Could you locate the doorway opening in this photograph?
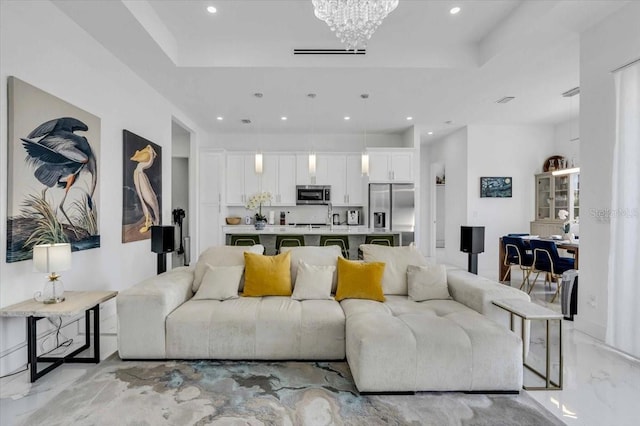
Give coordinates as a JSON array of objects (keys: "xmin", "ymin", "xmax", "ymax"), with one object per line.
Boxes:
[{"xmin": 171, "ymin": 120, "xmax": 191, "ymax": 268}]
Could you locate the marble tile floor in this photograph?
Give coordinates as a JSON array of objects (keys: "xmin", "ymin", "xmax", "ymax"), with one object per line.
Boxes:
[
  {"xmin": 516, "ymin": 276, "xmax": 640, "ymax": 426},
  {"xmin": 1, "ymin": 281, "xmax": 639, "ymax": 426}
]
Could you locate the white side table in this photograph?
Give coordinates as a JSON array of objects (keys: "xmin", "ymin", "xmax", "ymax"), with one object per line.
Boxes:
[
  {"xmin": 492, "ymin": 298, "xmax": 563, "ymax": 390},
  {"xmin": 0, "ymin": 291, "xmax": 117, "ymax": 382}
]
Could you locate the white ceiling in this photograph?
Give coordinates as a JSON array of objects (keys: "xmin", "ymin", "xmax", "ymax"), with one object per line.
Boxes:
[{"xmin": 52, "ymin": 0, "xmax": 627, "ymax": 137}]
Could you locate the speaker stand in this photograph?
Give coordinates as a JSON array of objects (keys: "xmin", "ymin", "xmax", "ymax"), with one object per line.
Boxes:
[
  {"xmin": 467, "ymin": 253, "xmax": 478, "ymax": 275},
  {"xmin": 157, "ymin": 253, "xmax": 167, "ymax": 275}
]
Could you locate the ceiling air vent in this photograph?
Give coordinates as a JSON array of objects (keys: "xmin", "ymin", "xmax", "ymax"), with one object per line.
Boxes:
[
  {"xmin": 496, "ymin": 96, "xmax": 515, "ymax": 104},
  {"xmin": 293, "ymin": 49, "xmax": 366, "ymax": 55},
  {"xmin": 562, "ymin": 87, "xmax": 580, "ymax": 97}
]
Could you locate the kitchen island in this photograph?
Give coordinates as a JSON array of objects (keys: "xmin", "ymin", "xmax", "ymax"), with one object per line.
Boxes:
[{"xmin": 222, "ymin": 225, "xmax": 402, "ymax": 258}]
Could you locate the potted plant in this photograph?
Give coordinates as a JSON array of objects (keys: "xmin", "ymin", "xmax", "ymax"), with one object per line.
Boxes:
[{"xmin": 246, "ymin": 191, "xmax": 272, "ymax": 230}]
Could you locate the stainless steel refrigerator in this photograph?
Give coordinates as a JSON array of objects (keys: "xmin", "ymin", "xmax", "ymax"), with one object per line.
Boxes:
[{"xmin": 369, "ymin": 183, "xmax": 415, "ymax": 246}]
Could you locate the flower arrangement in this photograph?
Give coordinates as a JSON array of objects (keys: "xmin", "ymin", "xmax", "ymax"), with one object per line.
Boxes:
[
  {"xmin": 558, "ymin": 209, "xmax": 570, "ymax": 233},
  {"xmin": 246, "ymin": 191, "xmax": 272, "ymax": 222}
]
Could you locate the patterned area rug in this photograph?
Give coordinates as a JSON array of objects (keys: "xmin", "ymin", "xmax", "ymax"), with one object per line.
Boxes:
[{"xmin": 24, "ymin": 357, "xmax": 563, "ymax": 425}]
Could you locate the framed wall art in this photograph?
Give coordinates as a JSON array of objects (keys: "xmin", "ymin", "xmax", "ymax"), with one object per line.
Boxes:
[
  {"xmin": 480, "ymin": 177, "xmax": 512, "ymax": 198},
  {"xmin": 122, "ymin": 130, "xmax": 162, "ymax": 243},
  {"xmin": 6, "ymin": 77, "xmax": 101, "ymax": 263}
]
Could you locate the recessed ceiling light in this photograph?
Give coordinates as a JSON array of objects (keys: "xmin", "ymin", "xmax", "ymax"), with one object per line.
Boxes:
[
  {"xmin": 216, "ymin": 116, "xmax": 223, "ymax": 121},
  {"xmin": 344, "ymin": 116, "xmax": 351, "ymax": 120},
  {"xmin": 281, "ymin": 116, "xmax": 287, "ymax": 121},
  {"xmin": 450, "ymin": 6, "xmax": 461, "ymax": 15},
  {"xmin": 428, "ymin": 131, "xmax": 434, "ymax": 135},
  {"xmin": 406, "ymin": 116, "xmax": 413, "ymax": 121},
  {"xmin": 206, "ymin": 6, "xmax": 217, "ymax": 14}
]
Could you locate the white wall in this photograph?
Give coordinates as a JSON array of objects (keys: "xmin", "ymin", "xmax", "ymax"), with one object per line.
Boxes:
[
  {"xmin": 553, "ymin": 117, "xmax": 581, "ymax": 167},
  {"xmin": 422, "ymin": 125, "xmax": 556, "ymax": 278},
  {"xmin": 208, "ymin": 133, "xmax": 403, "ymax": 152},
  {"xmin": 0, "ymin": 0, "xmax": 205, "ymax": 374},
  {"xmin": 577, "ymin": 2, "xmax": 640, "ymax": 342},
  {"xmin": 466, "ymin": 125, "xmax": 555, "ymax": 279},
  {"xmin": 423, "ymin": 127, "xmax": 469, "ymax": 268}
]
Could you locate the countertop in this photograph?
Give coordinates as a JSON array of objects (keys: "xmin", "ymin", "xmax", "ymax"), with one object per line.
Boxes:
[{"xmin": 222, "ymin": 225, "xmax": 401, "ymax": 235}]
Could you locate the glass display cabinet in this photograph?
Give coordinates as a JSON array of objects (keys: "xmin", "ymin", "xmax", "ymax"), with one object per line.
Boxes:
[{"xmin": 532, "ymin": 171, "xmax": 579, "ymax": 237}]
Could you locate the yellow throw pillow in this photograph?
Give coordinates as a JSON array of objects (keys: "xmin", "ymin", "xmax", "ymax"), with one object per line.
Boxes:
[
  {"xmin": 335, "ymin": 257, "xmax": 386, "ymax": 302},
  {"xmin": 243, "ymin": 251, "xmax": 292, "ymax": 296}
]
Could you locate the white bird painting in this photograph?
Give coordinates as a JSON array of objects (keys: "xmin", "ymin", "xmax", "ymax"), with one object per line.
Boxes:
[{"xmin": 130, "ymin": 144, "xmax": 160, "ymax": 234}]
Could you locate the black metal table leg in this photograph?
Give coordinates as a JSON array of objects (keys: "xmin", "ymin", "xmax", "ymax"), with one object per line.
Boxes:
[{"xmin": 27, "ymin": 304, "xmax": 101, "ymax": 383}]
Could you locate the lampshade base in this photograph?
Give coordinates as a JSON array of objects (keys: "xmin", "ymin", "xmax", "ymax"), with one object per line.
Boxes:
[{"xmin": 42, "ymin": 278, "xmax": 65, "ymax": 304}]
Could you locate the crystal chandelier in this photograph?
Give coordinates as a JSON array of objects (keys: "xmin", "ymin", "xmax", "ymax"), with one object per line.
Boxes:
[{"xmin": 312, "ymin": 0, "xmax": 399, "ymax": 51}]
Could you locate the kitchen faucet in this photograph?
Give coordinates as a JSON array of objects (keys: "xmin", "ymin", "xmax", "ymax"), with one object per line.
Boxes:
[{"xmin": 327, "ymin": 202, "xmax": 333, "ymax": 228}]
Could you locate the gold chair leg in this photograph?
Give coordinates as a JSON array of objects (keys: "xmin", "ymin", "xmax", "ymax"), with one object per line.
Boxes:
[
  {"xmin": 528, "ymin": 272, "xmax": 540, "ymax": 294},
  {"xmin": 502, "ymin": 266, "xmax": 512, "ymax": 283},
  {"xmin": 550, "ymin": 277, "xmax": 561, "ymax": 303}
]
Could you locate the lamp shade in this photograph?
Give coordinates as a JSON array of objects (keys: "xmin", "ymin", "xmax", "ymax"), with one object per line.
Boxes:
[{"xmin": 33, "ymin": 243, "xmax": 71, "ymax": 273}]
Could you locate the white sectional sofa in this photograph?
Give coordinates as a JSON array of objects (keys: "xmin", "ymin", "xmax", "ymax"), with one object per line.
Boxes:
[{"xmin": 117, "ymin": 244, "xmax": 529, "ymax": 393}]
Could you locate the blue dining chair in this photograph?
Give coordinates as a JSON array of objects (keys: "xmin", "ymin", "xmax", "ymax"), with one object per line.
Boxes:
[
  {"xmin": 502, "ymin": 236, "xmax": 534, "ymax": 290},
  {"xmin": 529, "ymin": 239, "xmax": 575, "ymax": 302}
]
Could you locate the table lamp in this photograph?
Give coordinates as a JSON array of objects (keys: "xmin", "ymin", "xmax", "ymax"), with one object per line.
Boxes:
[{"xmin": 33, "ymin": 243, "xmax": 71, "ymax": 304}]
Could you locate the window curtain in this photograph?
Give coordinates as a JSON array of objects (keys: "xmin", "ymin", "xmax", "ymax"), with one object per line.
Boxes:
[{"xmin": 606, "ymin": 61, "xmax": 640, "ymax": 358}]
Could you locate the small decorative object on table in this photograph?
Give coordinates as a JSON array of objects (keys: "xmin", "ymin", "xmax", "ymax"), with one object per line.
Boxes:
[
  {"xmin": 245, "ymin": 191, "xmax": 272, "ymax": 230},
  {"xmin": 558, "ymin": 209, "xmax": 571, "ymax": 239},
  {"xmin": 225, "ymin": 217, "xmax": 241, "ymax": 225}
]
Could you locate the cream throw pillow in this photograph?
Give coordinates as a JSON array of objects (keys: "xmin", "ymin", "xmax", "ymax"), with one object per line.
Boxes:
[
  {"xmin": 291, "ymin": 260, "xmax": 335, "ymax": 300},
  {"xmin": 281, "ymin": 246, "xmax": 342, "ymax": 293},
  {"xmin": 407, "ymin": 264, "xmax": 451, "ymax": 301},
  {"xmin": 192, "ymin": 264, "xmax": 244, "ymax": 300},
  {"xmin": 193, "ymin": 245, "xmax": 264, "ymax": 292},
  {"xmin": 360, "ymin": 244, "xmax": 432, "ymax": 295}
]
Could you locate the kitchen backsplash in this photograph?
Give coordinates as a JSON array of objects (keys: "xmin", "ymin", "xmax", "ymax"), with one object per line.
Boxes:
[{"xmin": 227, "ymin": 205, "xmax": 364, "ymax": 226}]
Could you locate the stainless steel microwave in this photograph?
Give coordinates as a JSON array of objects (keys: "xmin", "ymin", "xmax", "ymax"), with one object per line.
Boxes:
[{"xmin": 296, "ymin": 185, "xmax": 331, "ymax": 205}]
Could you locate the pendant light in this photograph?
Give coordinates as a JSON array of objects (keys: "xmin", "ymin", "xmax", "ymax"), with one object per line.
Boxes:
[
  {"xmin": 255, "ymin": 152, "xmax": 263, "ymax": 174},
  {"xmin": 307, "ymin": 93, "xmax": 317, "ymax": 181},
  {"xmin": 253, "ymin": 92, "xmax": 264, "ymax": 174},
  {"xmin": 361, "ymin": 93, "xmax": 369, "ymax": 176}
]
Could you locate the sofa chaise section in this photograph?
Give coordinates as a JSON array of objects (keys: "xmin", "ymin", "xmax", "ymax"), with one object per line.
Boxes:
[{"xmin": 342, "ymin": 296, "xmax": 523, "ymax": 393}]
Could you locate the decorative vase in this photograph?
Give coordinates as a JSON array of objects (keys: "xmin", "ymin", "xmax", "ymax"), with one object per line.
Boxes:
[{"xmin": 254, "ymin": 220, "xmax": 266, "ymax": 230}]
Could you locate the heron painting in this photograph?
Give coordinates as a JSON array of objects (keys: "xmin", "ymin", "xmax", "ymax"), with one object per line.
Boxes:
[
  {"xmin": 122, "ymin": 130, "xmax": 162, "ymax": 243},
  {"xmin": 6, "ymin": 77, "xmax": 101, "ymax": 263}
]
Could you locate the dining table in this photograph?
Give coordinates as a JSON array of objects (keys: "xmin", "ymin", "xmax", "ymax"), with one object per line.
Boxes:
[{"xmin": 499, "ymin": 236, "xmax": 579, "ymax": 282}]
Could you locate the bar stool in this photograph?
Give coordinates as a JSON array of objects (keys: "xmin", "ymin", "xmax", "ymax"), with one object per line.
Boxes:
[
  {"xmin": 319, "ymin": 235, "xmax": 349, "ymax": 259},
  {"xmin": 275, "ymin": 235, "xmax": 305, "ymax": 253},
  {"xmin": 358, "ymin": 234, "xmax": 395, "ymax": 259},
  {"xmin": 230, "ymin": 234, "xmax": 260, "ymax": 246}
]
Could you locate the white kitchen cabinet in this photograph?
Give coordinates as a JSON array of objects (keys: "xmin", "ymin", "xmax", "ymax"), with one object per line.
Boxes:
[
  {"xmin": 225, "ymin": 153, "xmax": 260, "ymax": 205},
  {"xmin": 345, "ymin": 154, "xmax": 365, "ymax": 205},
  {"xmin": 199, "ymin": 151, "xmax": 222, "ymax": 252},
  {"xmin": 323, "ymin": 153, "xmax": 365, "ymax": 206},
  {"xmin": 296, "ymin": 153, "xmax": 328, "ymax": 185},
  {"xmin": 368, "ymin": 150, "xmax": 414, "ymax": 183},
  {"xmin": 263, "ymin": 154, "xmax": 296, "ymax": 205}
]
